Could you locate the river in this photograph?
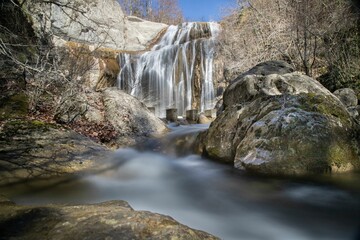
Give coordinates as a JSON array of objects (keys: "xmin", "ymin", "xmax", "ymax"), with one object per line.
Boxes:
[{"xmin": 3, "ymin": 124, "xmax": 360, "ymax": 240}]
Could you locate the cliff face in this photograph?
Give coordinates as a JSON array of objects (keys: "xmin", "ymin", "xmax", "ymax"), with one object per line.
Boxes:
[{"xmin": 22, "ymin": 0, "xmax": 167, "ymax": 51}]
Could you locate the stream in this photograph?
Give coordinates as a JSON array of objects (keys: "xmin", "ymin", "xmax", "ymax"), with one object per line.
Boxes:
[{"xmin": 3, "ymin": 124, "xmax": 360, "ymax": 240}]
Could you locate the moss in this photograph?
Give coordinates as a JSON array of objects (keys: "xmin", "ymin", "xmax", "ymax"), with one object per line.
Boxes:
[
  {"xmin": 31, "ymin": 120, "xmax": 47, "ymax": 126},
  {"xmin": 298, "ymin": 93, "xmax": 349, "ymax": 123},
  {"xmin": 329, "ymin": 144, "xmax": 347, "ymax": 166},
  {"xmin": 328, "ymin": 142, "xmax": 359, "ymax": 172},
  {"xmin": 2, "ymin": 120, "xmax": 56, "ymax": 136},
  {"xmin": 0, "ymin": 93, "xmax": 29, "ymax": 120},
  {"xmin": 206, "ymin": 146, "xmax": 221, "ymax": 158}
]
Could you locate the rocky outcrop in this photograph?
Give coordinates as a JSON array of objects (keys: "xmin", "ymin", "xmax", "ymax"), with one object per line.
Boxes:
[
  {"xmin": 0, "ymin": 120, "xmax": 110, "ymax": 186},
  {"xmin": 22, "ymin": 0, "xmax": 167, "ymax": 51},
  {"xmin": 0, "ymin": 198, "xmax": 218, "ymax": 240},
  {"xmin": 102, "ymin": 88, "xmax": 168, "ymax": 147},
  {"xmin": 9, "ymin": 0, "xmax": 167, "ymax": 91},
  {"xmin": 196, "ymin": 62, "xmax": 360, "ymax": 176}
]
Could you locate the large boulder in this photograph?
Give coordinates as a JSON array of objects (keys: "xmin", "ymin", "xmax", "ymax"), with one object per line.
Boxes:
[
  {"xmin": 197, "ymin": 66, "xmax": 360, "ymax": 175},
  {"xmin": 103, "ymin": 88, "xmax": 168, "ymax": 147},
  {"xmin": 46, "ymin": 88, "xmax": 168, "ymax": 148},
  {"xmin": 0, "ymin": 199, "xmax": 218, "ymax": 239},
  {"xmin": 0, "ymin": 120, "xmax": 110, "ymax": 186}
]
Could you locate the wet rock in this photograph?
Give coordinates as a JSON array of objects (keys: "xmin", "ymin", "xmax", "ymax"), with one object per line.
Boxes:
[
  {"xmin": 197, "ymin": 69, "xmax": 360, "ymax": 175},
  {"xmin": 0, "ymin": 200, "xmax": 219, "ymax": 240},
  {"xmin": 198, "ymin": 113, "xmax": 212, "ymax": 124}
]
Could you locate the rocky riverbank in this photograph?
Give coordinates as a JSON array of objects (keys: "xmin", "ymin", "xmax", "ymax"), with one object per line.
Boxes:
[{"xmin": 0, "ymin": 197, "xmax": 218, "ymax": 240}]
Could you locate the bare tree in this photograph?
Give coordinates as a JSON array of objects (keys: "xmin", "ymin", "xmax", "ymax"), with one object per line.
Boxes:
[
  {"xmin": 118, "ymin": 0, "xmax": 183, "ymax": 24},
  {"xmin": 152, "ymin": 0, "xmax": 183, "ymax": 24},
  {"xmin": 219, "ymin": 0, "xmax": 293, "ymax": 80},
  {"xmin": 0, "ymin": 0, "xmax": 105, "ymax": 123},
  {"xmin": 220, "ymin": 0, "xmax": 360, "ymax": 92}
]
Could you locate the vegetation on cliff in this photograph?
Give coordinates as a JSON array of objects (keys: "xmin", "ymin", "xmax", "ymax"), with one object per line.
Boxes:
[{"xmin": 220, "ymin": 0, "xmax": 360, "ymax": 97}]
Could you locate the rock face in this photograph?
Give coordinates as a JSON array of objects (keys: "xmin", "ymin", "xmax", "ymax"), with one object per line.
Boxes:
[
  {"xmin": 0, "ymin": 199, "xmax": 218, "ymax": 240},
  {"xmin": 102, "ymin": 88, "xmax": 168, "ymax": 146},
  {"xmin": 0, "ymin": 120, "xmax": 109, "ymax": 186},
  {"xmin": 23, "ymin": 0, "xmax": 167, "ymax": 51},
  {"xmin": 197, "ymin": 62, "xmax": 360, "ymax": 175},
  {"xmin": 18, "ymin": 0, "xmax": 167, "ymax": 90}
]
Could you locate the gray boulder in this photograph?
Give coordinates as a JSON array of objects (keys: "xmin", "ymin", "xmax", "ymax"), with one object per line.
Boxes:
[
  {"xmin": 197, "ymin": 71, "xmax": 360, "ymax": 175},
  {"xmin": 0, "ymin": 199, "xmax": 219, "ymax": 240},
  {"xmin": 333, "ymin": 88, "xmax": 358, "ymax": 107},
  {"xmin": 52, "ymin": 88, "xmax": 168, "ymax": 148},
  {"xmin": 103, "ymin": 88, "xmax": 168, "ymax": 147},
  {"xmin": 348, "ymin": 106, "xmax": 360, "ymax": 121}
]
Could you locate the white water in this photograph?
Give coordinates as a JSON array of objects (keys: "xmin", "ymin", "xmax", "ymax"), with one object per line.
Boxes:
[
  {"xmin": 3, "ymin": 124, "xmax": 360, "ymax": 240},
  {"xmin": 118, "ymin": 22, "xmax": 219, "ymax": 117}
]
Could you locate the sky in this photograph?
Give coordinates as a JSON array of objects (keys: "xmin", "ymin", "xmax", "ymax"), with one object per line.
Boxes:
[{"xmin": 179, "ymin": 0, "xmax": 238, "ymax": 22}]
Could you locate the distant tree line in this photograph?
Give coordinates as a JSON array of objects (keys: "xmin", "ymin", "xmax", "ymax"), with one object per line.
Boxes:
[
  {"xmin": 220, "ymin": 0, "xmax": 360, "ymax": 94},
  {"xmin": 118, "ymin": 0, "xmax": 184, "ymax": 25}
]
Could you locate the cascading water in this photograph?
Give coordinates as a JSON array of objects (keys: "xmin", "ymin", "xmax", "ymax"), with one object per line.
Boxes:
[{"xmin": 117, "ymin": 22, "xmax": 220, "ymax": 117}]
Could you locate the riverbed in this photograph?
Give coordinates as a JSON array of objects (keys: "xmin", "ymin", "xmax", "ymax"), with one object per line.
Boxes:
[{"xmin": 2, "ymin": 124, "xmax": 360, "ymax": 240}]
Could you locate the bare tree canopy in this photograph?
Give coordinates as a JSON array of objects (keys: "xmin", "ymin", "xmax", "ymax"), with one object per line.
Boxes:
[
  {"xmin": 220, "ymin": 0, "xmax": 360, "ymax": 93},
  {"xmin": 118, "ymin": 0, "xmax": 184, "ymax": 24}
]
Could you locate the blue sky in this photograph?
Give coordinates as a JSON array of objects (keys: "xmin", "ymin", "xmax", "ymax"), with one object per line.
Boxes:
[{"xmin": 179, "ymin": 0, "xmax": 237, "ymax": 22}]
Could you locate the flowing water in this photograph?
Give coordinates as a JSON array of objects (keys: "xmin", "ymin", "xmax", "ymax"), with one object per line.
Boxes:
[
  {"xmin": 118, "ymin": 22, "xmax": 219, "ymax": 117},
  {"xmin": 2, "ymin": 124, "xmax": 360, "ymax": 240}
]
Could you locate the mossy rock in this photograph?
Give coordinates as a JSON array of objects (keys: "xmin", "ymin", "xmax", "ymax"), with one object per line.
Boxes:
[
  {"xmin": 200, "ymin": 70, "xmax": 360, "ymax": 176},
  {"xmin": 297, "ymin": 93, "xmax": 351, "ymax": 125},
  {"xmin": 0, "ymin": 120, "xmax": 55, "ymax": 138},
  {"xmin": 0, "ymin": 93, "xmax": 29, "ymax": 121}
]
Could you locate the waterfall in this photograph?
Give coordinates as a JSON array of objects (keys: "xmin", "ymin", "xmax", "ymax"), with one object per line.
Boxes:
[{"xmin": 117, "ymin": 22, "xmax": 220, "ymax": 118}]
